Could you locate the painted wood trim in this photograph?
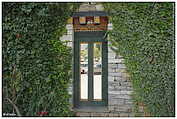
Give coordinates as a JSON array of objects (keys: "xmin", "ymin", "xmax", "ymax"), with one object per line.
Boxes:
[
  {"xmin": 88, "ymin": 43, "xmax": 94, "ymax": 101},
  {"xmin": 74, "ymin": 31, "xmax": 108, "ymax": 107}
]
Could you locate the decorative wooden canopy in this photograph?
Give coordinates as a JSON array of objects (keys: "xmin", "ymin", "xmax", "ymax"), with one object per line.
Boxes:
[{"xmin": 72, "ymin": 11, "xmax": 108, "ymax": 32}]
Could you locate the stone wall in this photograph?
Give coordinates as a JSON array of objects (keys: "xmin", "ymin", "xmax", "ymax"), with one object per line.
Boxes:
[
  {"xmin": 107, "ymin": 40, "xmax": 134, "ymax": 117},
  {"xmin": 60, "ymin": 24, "xmax": 146, "ymax": 117}
]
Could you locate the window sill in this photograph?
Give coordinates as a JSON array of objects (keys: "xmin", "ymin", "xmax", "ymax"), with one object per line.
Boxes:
[{"xmin": 73, "ymin": 106, "xmax": 109, "ymax": 113}]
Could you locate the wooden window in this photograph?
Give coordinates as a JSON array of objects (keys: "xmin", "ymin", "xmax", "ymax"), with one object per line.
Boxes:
[{"xmin": 74, "ymin": 31, "xmax": 108, "ymax": 108}]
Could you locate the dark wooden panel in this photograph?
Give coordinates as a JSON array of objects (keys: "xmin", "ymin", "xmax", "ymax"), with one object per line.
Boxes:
[{"xmin": 88, "ymin": 43, "xmax": 93, "ymax": 101}]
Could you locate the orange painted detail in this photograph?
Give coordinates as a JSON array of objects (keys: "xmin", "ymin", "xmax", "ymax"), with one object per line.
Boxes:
[
  {"xmin": 79, "ymin": 17, "xmax": 86, "ymax": 24},
  {"xmin": 94, "ymin": 16, "xmax": 100, "ymax": 24}
]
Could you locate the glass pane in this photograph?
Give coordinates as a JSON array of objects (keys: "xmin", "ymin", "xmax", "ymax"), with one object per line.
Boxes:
[
  {"xmin": 93, "ymin": 43, "xmax": 102, "ymax": 100},
  {"xmin": 80, "ymin": 43, "xmax": 88, "ymax": 100}
]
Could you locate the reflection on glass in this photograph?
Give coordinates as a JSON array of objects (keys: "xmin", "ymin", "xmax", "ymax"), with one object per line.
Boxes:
[
  {"xmin": 93, "ymin": 43, "xmax": 102, "ymax": 100},
  {"xmin": 80, "ymin": 43, "xmax": 88, "ymax": 100}
]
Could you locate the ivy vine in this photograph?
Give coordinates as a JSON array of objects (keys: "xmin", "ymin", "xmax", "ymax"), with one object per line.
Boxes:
[
  {"xmin": 2, "ymin": 2, "xmax": 79, "ymax": 116},
  {"xmin": 104, "ymin": 3, "xmax": 175, "ymax": 116}
]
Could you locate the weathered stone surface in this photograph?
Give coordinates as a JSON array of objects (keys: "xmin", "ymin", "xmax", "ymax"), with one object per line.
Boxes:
[
  {"xmin": 139, "ymin": 106, "xmax": 144, "ymax": 112},
  {"xmin": 108, "ymin": 106, "xmax": 115, "ymax": 111},
  {"xmin": 108, "ymin": 87, "xmax": 127, "ymax": 92},
  {"xmin": 126, "ymin": 86, "xmax": 133, "ymax": 90},
  {"xmin": 108, "ymin": 94, "xmax": 117, "ymax": 98},
  {"xmin": 113, "ymin": 113, "xmax": 120, "ymax": 117},
  {"xmin": 108, "ymin": 76, "xmax": 123, "ymax": 82},
  {"xmin": 118, "ymin": 63, "xmax": 126, "ymax": 69},
  {"xmin": 124, "ymin": 99, "xmax": 133, "ymax": 105},
  {"xmin": 108, "ymin": 63, "xmax": 118, "ymax": 68},
  {"xmin": 111, "ymin": 94, "xmax": 132, "ymax": 99},
  {"xmin": 109, "ymin": 91, "xmax": 133, "ymax": 95},
  {"xmin": 119, "ymin": 113, "xmax": 129, "ymax": 117},
  {"xmin": 111, "ymin": 85, "xmax": 130, "ymax": 89},
  {"xmin": 116, "ymin": 69, "xmax": 127, "ymax": 73},
  {"xmin": 135, "ymin": 112, "xmax": 145, "ymax": 117},
  {"xmin": 109, "ymin": 98, "xmax": 125, "ymax": 105},
  {"xmin": 106, "ymin": 39, "xmax": 134, "ymax": 116},
  {"xmin": 67, "ymin": 41, "xmax": 72, "ymax": 47},
  {"xmin": 108, "ymin": 53, "xmax": 116, "ymax": 58},
  {"xmin": 109, "ymin": 88, "xmax": 122, "ymax": 92},
  {"xmin": 128, "ymin": 113, "xmax": 135, "ymax": 117},
  {"xmin": 76, "ymin": 112, "xmax": 91, "ymax": 117},
  {"xmin": 109, "ymin": 72, "xmax": 122, "ymax": 77},
  {"xmin": 105, "ymin": 113, "xmax": 110, "ymax": 117},
  {"xmin": 108, "ymin": 113, "xmax": 114, "ymax": 117},
  {"xmin": 109, "ymin": 82, "xmax": 118, "ymax": 87},
  {"xmin": 120, "ymin": 82, "xmax": 133, "ymax": 87},
  {"xmin": 114, "ymin": 106, "xmax": 132, "ymax": 112},
  {"xmin": 122, "ymin": 72, "xmax": 131, "ymax": 78},
  {"xmin": 90, "ymin": 113, "xmax": 107, "ymax": 117}
]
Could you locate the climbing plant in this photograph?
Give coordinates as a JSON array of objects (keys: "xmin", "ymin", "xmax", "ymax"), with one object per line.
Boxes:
[
  {"xmin": 2, "ymin": 2, "xmax": 79, "ymax": 116},
  {"xmin": 104, "ymin": 3, "xmax": 175, "ymax": 116}
]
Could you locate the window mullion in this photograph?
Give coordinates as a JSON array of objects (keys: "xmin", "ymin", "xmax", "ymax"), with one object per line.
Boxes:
[{"xmin": 88, "ymin": 43, "xmax": 94, "ymax": 101}]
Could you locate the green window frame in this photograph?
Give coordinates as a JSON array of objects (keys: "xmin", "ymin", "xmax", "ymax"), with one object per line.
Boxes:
[{"xmin": 73, "ymin": 31, "xmax": 108, "ymax": 108}]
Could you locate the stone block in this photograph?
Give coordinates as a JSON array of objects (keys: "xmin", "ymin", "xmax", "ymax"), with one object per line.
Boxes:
[
  {"xmin": 110, "ymin": 83, "xmax": 118, "ymax": 87},
  {"xmin": 128, "ymin": 113, "xmax": 135, "ymax": 117},
  {"xmin": 109, "ymin": 72, "xmax": 122, "ymax": 77},
  {"xmin": 122, "ymin": 73, "xmax": 131, "ymax": 78},
  {"xmin": 108, "ymin": 53, "xmax": 116, "ymax": 59},
  {"xmin": 117, "ymin": 79, "xmax": 125, "ymax": 83},
  {"xmin": 76, "ymin": 112, "xmax": 91, "ymax": 117},
  {"xmin": 90, "ymin": 113, "xmax": 106, "ymax": 117},
  {"xmin": 108, "ymin": 59, "xmax": 122, "ymax": 64},
  {"xmin": 113, "ymin": 113, "xmax": 120, "ymax": 117},
  {"xmin": 116, "ymin": 69, "xmax": 126, "ymax": 73},
  {"xmin": 105, "ymin": 113, "xmax": 110, "ymax": 117},
  {"xmin": 111, "ymin": 88, "xmax": 122, "ymax": 92},
  {"xmin": 139, "ymin": 106, "xmax": 144, "ymax": 112},
  {"xmin": 67, "ymin": 42, "xmax": 72, "ymax": 47},
  {"xmin": 108, "ymin": 76, "xmax": 113, "ymax": 79},
  {"xmin": 119, "ymin": 113, "xmax": 129, "ymax": 117},
  {"xmin": 108, "ymin": 112, "xmax": 120, "ymax": 117},
  {"xmin": 108, "ymin": 94, "xmax": 117, "ymax": 98},
  {"xmin": 108, "ymin": 76, "xmax": 123, "ymax": 82},
  {"xmin": 108, "ymin": 106, "xmax": 115, "ymax": 111},
  {"xmin": 109, "ymin": 91, "xmax": 133, "ymax": 95},
  {"xmin": 108, "ymin": 113, "xmax": 114, "ymax": 117},
  {"xmin": 127, "ymin": 108, "xmax": 133, "ymax": 112},
  {"xmin": 124, "ymin": 99, "xmax": 133, "ymax": 105},
  {"xmin": 109, "ymin": 63, "xmax": 118, "ymax": 68},
  {"xmin": 114, "ymin": 87, "xmax": 127, "ymax": 91},
  {"xmin": 111, "ymin": 68, "xmax": 118, "ymax": 73},
  {"xmin": 109, "ymin": 98, "xmax": 125, "ymax": 105},
  {"xmin": 113, "ymin": 94, "xmax": 132, "ymax": 99},
  {"xmin": 120, "ymin": 59, "xmax": 125, "ymax": 63},
  {"xmin": 135, "ymin": 112, "xmax": 145, "ymax": 117},
  {"xmin": 126, "ymin": 86, "xmax": 133, "ymax": 90},
  {"xmin": 121, "ymin": 82, "xmax": 133, "ymax": 87},
  {"xmin": 118, "ymin": 64, "xmax": 126, "ymax": 69},
  {"xmin": 114, "ymin": 106, "xmax": 132, "ymax": 112}
]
